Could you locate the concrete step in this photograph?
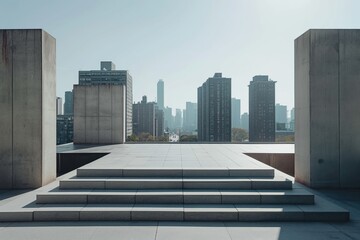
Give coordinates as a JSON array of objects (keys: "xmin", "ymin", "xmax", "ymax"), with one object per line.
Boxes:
[
  {"xmin": 0, "ymin": 202, "xmax": 349, "ymax": 222},
  {"xmin": 36, "ymin": 189, "xmax": 314, "ymax": 205},
  {"xmin": 59, "ymin": 177, "xmax": 292, "ymax": 190},
  {"xmin": 77, "ymin": 168, "xmax": 275, "ymax": 178}
]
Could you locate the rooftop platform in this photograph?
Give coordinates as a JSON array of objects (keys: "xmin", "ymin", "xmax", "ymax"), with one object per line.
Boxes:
[{"xmin": 0, "ymin": 144, "xmax": 358, "ymax": 239}]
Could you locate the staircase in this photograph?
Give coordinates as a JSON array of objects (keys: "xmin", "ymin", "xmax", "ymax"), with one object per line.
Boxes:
[{"xmin": 30, "ymin": 167, "xmax": 349, "ymax": 221}]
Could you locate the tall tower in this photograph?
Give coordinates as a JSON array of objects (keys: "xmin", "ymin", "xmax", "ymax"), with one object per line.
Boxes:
[
  {"xmin": 157, "ymin": 79, "xmax": 164, "ymax": 110},
  {"xmin": 249, "ymin": 75, "xmax": 276, "ymax": 142},
  {"xmin": 63, "ymin": 90, "xmax": 73, "ymax": 115},
  {"xmin": 231, "ymin": 98, "xmax": 241, "ymax": 128},
  {"xmin": 198, "ymin": 73, "xmax": 231, "ymax": 142}
]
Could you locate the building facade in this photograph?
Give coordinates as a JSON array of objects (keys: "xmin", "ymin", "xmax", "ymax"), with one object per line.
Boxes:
[
  {"xmin": 183, "ymin": 102, "xmax": 197, "ymax": 132},
  {"xmin": 78, "ymin": 61, "xmax": 133, "ymax": 137},
  {"xmin": 275, "ymin": 103, "xmax": 287, "ymax": 130},
  {"xmin": 132, "ymin": 96, "xmax": 164, "ymax": 138},
  {"xmin": 241, "ymin": 112, "xmax": 249, "ymax": 132},
  {"xmin": 57, "ymin": 115, "xmax": 74, "ymax": 145},
  {"xmin": 231, "ymin": 98, "xmax": 241, "ymax": 128},
  {"xmin": 198, "ymin": 73, "xmax": 231, "ymax": 142},
  {"xmin": 249, "ymin": 75, "xmax": 276, "ymax": 142},
  {"xmin": 56, "ymin": 97, "xmax": 63, "ymax": 115},
  {"xmin": 157, "ymin": 79, "xmax": 164, "ymax": 110},
  {"xmin": 64, "ymin": 90, "xmax": 73, "ymax": 115}
]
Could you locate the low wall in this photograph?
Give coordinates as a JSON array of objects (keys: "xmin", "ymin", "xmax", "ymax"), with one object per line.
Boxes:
[{"xmin": 245, "ymin": 153, "xmax": 294, "ymax": 176}]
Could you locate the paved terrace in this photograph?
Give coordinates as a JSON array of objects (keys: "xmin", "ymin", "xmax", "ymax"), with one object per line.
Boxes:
[{"xmin": 0, "ymin": 144, "xmax": 358, "ymax": 240}]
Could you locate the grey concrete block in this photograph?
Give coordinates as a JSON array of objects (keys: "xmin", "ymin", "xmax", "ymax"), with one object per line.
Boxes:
[
  {"xmin": 36, "ymin": 194, "xmax": 87, "ymax": 204},
  {"xmin": 34, "ymin": 211, "xmax": 80, "ymax": 221},
  {"xmin": 105, "ymin": 179, "xmax": 182, "ymax": 190},
  {"xmin": 221, "ymin": 191, "xmax": 261, "ymax": 204},
  {"xmin": 236, "ymin": 205, "xmax": 304, "ymax": 221},
  {"xmin": 80, "ymin": 210, "xmax": 131, "ymax": 221},
  {"xmin": 0, "ymin": 211, "xmax": 33, "ymax": 222},
  {"xmin": 132, "ymin": 205, "xmax": 184, "ymax": 221},
  {"xmin": 88, "ymin": 192, "xmax": 136, "ymax": 204},
  {"xmin": 251, "ymin": 179, "xmax": 292, "ymax": 190},
  {"xmin": 184, "ymin": 205, "xmax": 238, "ymax": 221},
  {"xmin": 259, "ymin": 191, "xmax": 314, "ymax": 204},
  {"xmin": 183, "ymin": 190, "xmax": 221, "ymax": 204},
  {"xmin": 183, "ymin": 179, "xmax": 251, "ymax": 189},
  {"xmin": 77, "ymin": 169, "xmax": 123, "ymax": 177},
  {"xmin": 182, "ymin": 169, "xmax": 229, "ymax": 177},
  {"xmin": 229, "ymin": 169, "xmax": 274, "ymax": 178},
  {"xmin": 136, "ymin": 191, "xmax": 183, "ymax": 204},
  {"xmin": 59, "ymin": 180, "xmax": 105, "ymax": 189},
  {"xmin": 123, "ymin": 169, "xmax": 182, "ymax": 177}
]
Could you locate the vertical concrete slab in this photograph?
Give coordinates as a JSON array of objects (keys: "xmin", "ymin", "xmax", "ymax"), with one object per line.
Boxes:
[
  {"xmin": 294, "ymin": 30, "xmax": 311, "ymax": 186},
  {"xmin": 339, "ymin": 30, "xmax": 360, "ymax": 187},
  {"xmin": 112, "ymin": 85, "xmax": 125, "ymax": 143},
  {"xmin": 41, "ymin": 30, "xmax": 56, "ymax": 186},
  {"xmin": 309, "ymin": 30, "xmax": 340, "ymax": 188},
  {"xmin": 0, "ymin": 30, "xmax": 13, "ymax": 188},
  {"xmin": 0, "ymin": 29, "xmax": 56, "ymax": 189},
  {"xmin": 12, "ymin": 30, "xmax": 43, "ymax": 188},
  {"xmin": 296, "ymin": 29, "xmax": 360, "ymax": 188}
]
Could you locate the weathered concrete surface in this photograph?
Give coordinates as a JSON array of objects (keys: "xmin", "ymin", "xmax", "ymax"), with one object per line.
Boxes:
[
  {"xmin": 73, "ymin": 85, "xmax": 125, "ymax": 144},
  {"xmin": 295, "ymin": 29, "xmax": 360, "ymax": 188},
  {"xmin": 0, "ymin": 29, "xmax": 56, "ymax": 189}
]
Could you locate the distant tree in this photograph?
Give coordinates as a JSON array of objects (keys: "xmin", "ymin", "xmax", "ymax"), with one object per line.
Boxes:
[
  {"xmin": 157, "ymin": 134, "xmax": 169, "ymax": 142},
  {"xmin": 231, "ymin": 128, "xmax": 248, "ymax": 142},
  {"xmin": 127, "ymin": 134, "xmax": 139, "ymax": 142},
  {"xmin": 276, "ymin": 135, "xmax": 294, "ymax": 142},
  {"xmin": 180, "ymin": 135, "xmax": 198, "ymax": 142},
  {"xmin": 138, "ymin": 132, "xmax": 154, "ymax": 141}
]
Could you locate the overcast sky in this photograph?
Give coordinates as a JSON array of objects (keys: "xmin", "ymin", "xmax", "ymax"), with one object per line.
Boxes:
[{"xmin": 1, "ymin": 0, "xmax": 359, "ymax": 114}]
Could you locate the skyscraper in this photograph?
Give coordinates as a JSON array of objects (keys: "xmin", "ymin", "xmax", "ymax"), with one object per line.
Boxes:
[
  {"xmin": 132, "ymin": 96, "xmax": 164, "ymax": 138},
  {"xmin": 249, "ymin": 75, "xmax": 276, "ymax": 142},
  {"xmin": 198, "ymin": 73, "xmax": 231, "ymax": 142},
  {"xmin": 63, "ymin": 90, "xmax": 73, "ymax": 115},
  {"xmin": 231, "ymin": 98, "xmax": 241, "ymax": 128},
  {"xmin": 157, "ymin": 79, "xmax": 164, "ymax": 110},
  {"xmin": 78, "ymin": 61, "xmax": 133, "ymax": 137},
  {"xmin": 241, "ymin": 113, "xmax": 249, "ymax": 132},
  {"xmin": 164, "ymin": 107, "xmax": 174, "ymax": 131},
  {"xmin": 56, "ymin": 97, "xmax": 63, "ymax": 115},
  {"xmin": 174, "ymin": 109, "xmax": 182, "ymax": 129},
  {"xmin": 275, "ymin": 103, "xmax": 287, "ymax": 130},
  {"xmin": 183, "ymin": 102, "xmax": 197, "ymax": 132}
]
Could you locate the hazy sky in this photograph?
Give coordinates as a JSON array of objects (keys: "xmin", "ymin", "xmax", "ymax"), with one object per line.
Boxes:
[{"xmin": 1, "ymin": 0, "xmax": 359, "ymax": 114}]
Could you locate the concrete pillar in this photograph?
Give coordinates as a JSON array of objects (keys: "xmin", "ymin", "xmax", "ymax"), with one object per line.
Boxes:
[
  {"xmin": 295, "ymin": 29, "xmax": 360, "ymax": 188},
  {"xmin": 73, "ymin": 85, "xmax": 126, "ymax": 144},
  {"xmin": 0, "ymin": 29, "xmax": 56, "ymax": 189}
]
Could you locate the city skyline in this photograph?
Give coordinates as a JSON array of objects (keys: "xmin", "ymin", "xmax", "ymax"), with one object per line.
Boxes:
[{"xmin": 2, "ymin": 1, "xmax": 359, "ymax": 112}]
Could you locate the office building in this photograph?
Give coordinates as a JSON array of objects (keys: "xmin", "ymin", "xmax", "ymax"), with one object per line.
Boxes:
[
  {"xmin": 78, "ymin": 61, "xmax": 133, "ymax": 137},
  {"xmin": 241, "ymin": 112, "xmax": 249, "ymax": 132},
  {"xmin": 63, "ymin": 90, "xmax": 73, "ymax": 115},
  {"xmin": 157, "ymin": 79, "xmax": 164, "ymax": 110},
  {"xmin": 231, "ymin": 98, "xmax": 241, "ymax": 128},
  {"xmin": 56, "ymin": 97, "xmax": 63, "ymax": 115},
  {"xmin": 174, "ymin": 109, "xmax": 182, "ymax": 130},
  {"xmin": 249, "ymin": 75, "xmax": 276, "ymax": 142},
  {"xmin": 164, "ymin": 107, "xmax": 174, "ymax": 131},
  {"xmin": 183, "ymin": 102, "xmax": 197, "ymax": 132},
  {"xmin": 276, "ymin": 103, "xmax": 287, "ymax": 130},
  {"xmin": 198, "ymin": 73, "xmax": 231, "ymax": 142},
  {"xmin": 133, "ymin": 96, "xmax": 163, "ymax": 138},
  {"xmin": 57, "ymin": 115, "xmax": 74, "ymax": 145}
]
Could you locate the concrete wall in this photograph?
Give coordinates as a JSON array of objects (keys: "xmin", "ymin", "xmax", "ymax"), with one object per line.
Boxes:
[
  {"xmin": 0, "ymin": 29, "xmax": 56, "ymax": 189},
  {"xmin": 73, "ymin": 85, "xmax": 125, "ymax": 144},
  {"xmin": 295, "ymin": 29, "xmax": 360, "ymax": 188}
]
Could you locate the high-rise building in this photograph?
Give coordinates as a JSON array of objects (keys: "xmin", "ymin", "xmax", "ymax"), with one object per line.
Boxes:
[
  {"xmin": 183, "ymin": 102, "xmax": 197, "ymax": 132},
  {"xmin": 133, "ymin": 96, "xmax": 163, "ymax": 138},
  {"xmin": 164, "ymin": 107, "xmax": 174, "ymax": 131},
  {"xmin": 56, "ymin": 97, "xmax": 63, "ymax": 115},
  {"xmin": 289, "ymin": 107, "xmax": 295, "ymax": 131},
  {"xmin": 157, "ymin": 79, "xmax": 164, "ymax": 110},
  {"xmin": 174, "ymin": 109, "xmax": 182, "ymax": 129},
  {"xmin": 241, "ymin": 112, "xmax": 249, "ymax": 132},
  {"xmin": 198, "ymin": 73, "xmax": 231, "ymax": 142},
  {"xmin": 57, "ymin": 115, "xmax": 73, "ymax": 145},
  {"xmin": 249, "ymin": 75, "xmax": 276, "ymax": 142},
  {"xmin": 275, "ymin": 103, "xmax": 287, "ymax": 130},
  {"xmin": 231, "ymin": 98, "xmax": 241, "ymax": 128},
  {"xmin": 63, "ymin": 90, "xmax": 73, "ymax": 115},
  {"xmin": 78, "ymin": 61, "xmax": 133, "ymax": 137}
]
